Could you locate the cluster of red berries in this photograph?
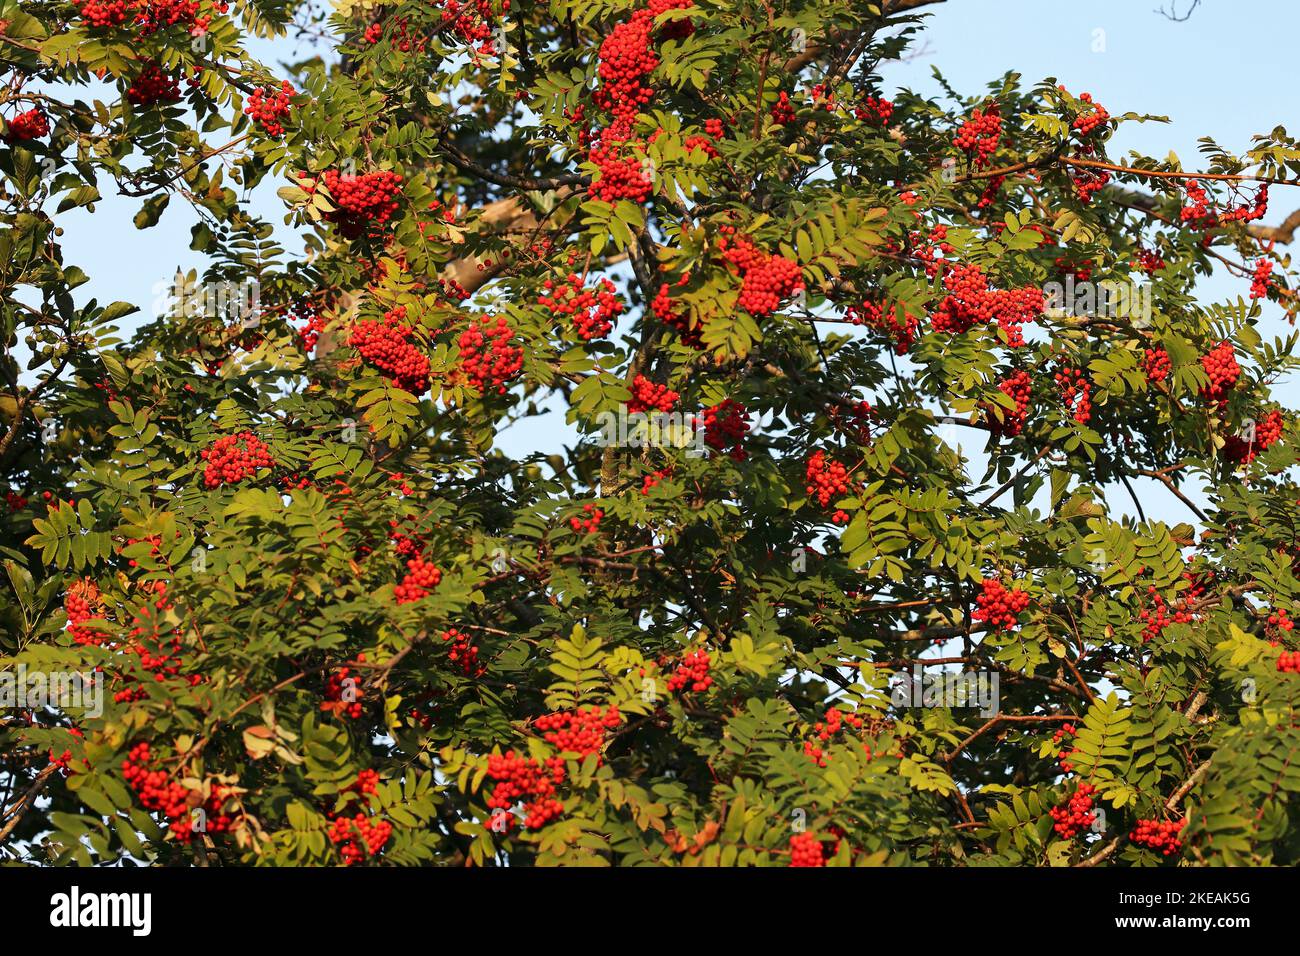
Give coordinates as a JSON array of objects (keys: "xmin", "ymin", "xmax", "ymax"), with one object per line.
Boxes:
[
  {"xmin": 328, "ymin": 812, "xmax": 392, "ymax": 865},
  {"xmin": 394, "ymin": 555, "xmax": 441, "ymax": 604},
  {"xmin": 432, "ymin": 0, "xmax": 499, "ymax": 53},
  {"xmin": 1278, "ymin": 650, "xmax": 1300, "ymax": 673},
  {"xmin": 1180, "ymin": 179, "xmax": 1269, "ymax": 229},
  {"xmin": 587, "ymin": 138, "xmax": 653, "ymax": 203},
  {"xmin": 846, "ymin": 300, "xmax": 919, "ymax": 354},
  {"xmin": 641, "ymin": 467, "xmax": 673, "ymax": 494},
  {"xmin": 1050, "ymin": 782, "xmax": 1097, "ymax": 839},
  {"xmin": 855, "ymin": 94, "xmax": 893, "ymax": 125},
  {"xmin": 988, "ymin": 370, "xmax": 1032, "ymax": 436},
  {"xmin": 5, "ymin": 490, "xmax": 27, "ymax": 511},
  {"xmin": 1266, "ymin": 607, "xmax": 1294, "ymax": 640},
  {"xmin": 650, "ymin": 278, "xmax": 702, "ymax": 347},
  {"xmin": 1052, "ymin": 723, "xmax": 1077, "ymax": 774},
  {"xmin": 1138, "ymin": 587, "xmax": 1193, "ymax": 643},
  {"xmin": 569, "ymin": 503, "xmax": 603, "ymax": 534},
  {"xmin": 457, "ymin": 315, "xmax": 523, "ymax": 394},
  {"xmin": 771, "ymin": 91, "xmax": 796, "ymax": 125},
  {"xmin": 1130, "ymin": 818, "xmax": 1185, "ymax": 856},
  {"xmin": 362, "ymin": 15, "xmax": 428, "ymax": 53},
  {"xmin": 534, "ymin": 705, "xmax": 622, "ymax": 759},
  {"xmin": 538, "ymin": 274, "xmax": 624, "ymax": 341},
  {"xmin": 699, "ymin": 399, "xmax": 750, "ymax": 460},
  {"xmin": 953, "ymin": 104, "xmax": 1001, "ymax": 167},
  {"xmin": 593, "ymin": 6, "xmax": 660, "ymax": 135},
  {"xmin": 322, "ymin": 658, "xmax": 365, "ymax": 719},
  {"xmin": 972, "ymin": 577, "xmax": 1030, "ymax": 631},
  {"xmin": 665, "ymin": 649, "xmax": 712, "ymax": 693},
  {"xmin": 49, "ymin": 727, "xmax": 85, "ymax": 776},
  {"xmin": 1250, "ymin": 259, "xmax": 1274, "ymax": 299},
  {"xmin": 6, "ymin": 108, "xmax": 49, "ymax": 141},
  {"xmin": 1135, "ymin": 247, "xmax": 1166, "ymax": 275},
  {"xmin": 78, "ymin": 0, "xmax": 219, "ymax": 35},
  {"xmin": 804, "ymin": 707, "xmax": 867, "ymax": 767},
  {"xmin": 349, "ymin": 306, "xmax": 430, "ymax": 394},
  {"xmin": 682, "ymin": 118, "xmax": 724, "ymax": 157},
  {"xmin": 788, "ymin": 831, "xmax": 825, "ymax": 867},
  {"xmin": 123, "ymin": 743, "xmax": 235, "ymax": 842},
  {"xmin": 717, "ymin": 230, "xmax": 804, "ymax": 316},
  {"xmin": 1071, "ymin": 166, "xmax": 1110, "ymax": 204},
  {"xmin": 931, "ymin": 263, "xmax": 1043, "ymax": 346},
  {"xmin": 1055, "ymin": 367, "xmax": 1092, "ymax": 424},
  {"xmin": 200, "ymin": 432, "xmax": 275, "ymax": 488},
  {"xmin": 628, "ymin": 374, "xmax": 679, "ymax": 414},
  {"xmin": 1070, "ymin": 92, "xmax": 1110, "ymax": 138},
  {"xmin": 303, "ymin": 169, "xmax": 404, "ymax": 237},
  {"xmin": 1223, "ymin": 408, "xmax": 1284, "ymax": 465},
  {"xmin": 65, "ymin": 579, "xmax": 107, "ymax": 647},
  {"xmin": 244, "ymin": 81, "xmax": 294, "ymax": 138},
  {"xmin": 126, "ymin": 62, "xmax": 181, "ymax": 107},
  {"xmin": 485, "ymin": 751, "xmax": 566, "ymax": 830},
  {"xmin": 1200, "ymin": 340, "xmax": 1241, "ymax": 404},
  {"xmin": 1143, "ymin": 347, "xmax": 1171, "ymax": 383},
  {"xmin": 442, "ymin": 627, "xmax": 484, "ymax": 676},
  {"xmin": 348, "ymin": 769, "xmax": 380, "ymax": 796},
  {"xmin": 805, "ymin": 450, "xmax": 853, "ymax": 510}
]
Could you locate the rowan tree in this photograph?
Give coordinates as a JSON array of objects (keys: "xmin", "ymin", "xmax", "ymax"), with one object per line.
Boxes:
[{"xmin": 2, "ymin": 0, "xmax": 1300, "ymax": 867}]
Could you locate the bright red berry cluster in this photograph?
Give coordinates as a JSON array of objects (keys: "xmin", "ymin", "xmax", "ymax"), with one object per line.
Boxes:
[
  {"xmin": 628, "ymin": 374, "xmax": 679, "ymax": 413},
  {"xmin": 1052, "ymin": 723, "xmax": 1077, "ymax": 774},
  {"xmin": 1130, "ymin": 818, "xmax": 1185, "ymax": 856},
  {"xmin": 569, "ymin": 503, "xmax": 603, "ymax": 534},
  {"xmin": 846, "ymin": 299, "xmax": 920, "ymax": 354},
  {"xmin": 457, "ymin": 315, "xmax": 523, "ymax": 394},
  {"xmin": 538, "ymin": 274, "xmax": 624, "ymax": 341},
  {"xmin": 1050, "ymin": 782, "xmax": 1096, "ymax": 839},
  {"xmin": 1070, "ymin": 92, "xmax": 1110, "ymax": 138},
  {"xmin": 1267, "ymin": 607, "xmax": 1295, "ymax": 640},
  {"xmin": 953, "ymin": 104, "xmax": 1001, "ymax": 167},
  {"xmin": 200, "ymin": 432, "xmax": 275, "ymax": 488},
  {"xmin": 771, "ymin": 91, "xmax": 796, "ymax": 125},
  {"xmin": 64, "ymin": 578, "xmax": 107, "ymax": 647},
  {"xmin": 6, "ymin": 108, "xmax": 49, "ymax": 141},
  {"xmin": 972, "ymin": 577, "xmax": 1030, "ymax": 631},
  {"xmin": 441, "ymin": 627, "xmax": 484, "ymax": 676},
  {"xmin": 805, "ymin": 450, "xmax": 853, "ymax": 509},
  {"xmin": 855, "ymin": 94, "xmax": 893, "ymax": 125},
  {"xmin": 244, "ymin": 80, "xmax": 294, "ymax": 137},
  {"xmin": 788, "ymin": 831, "xmax": 825, "ymax": 867},
  {"xmin": 78, "ymin": 0, "xmax": 218, "ymax": 35},
  {"xmin": 988, "ymin": 370, "xmax": 1032, "ymax": 436},
  {"xmin": 349, "ymin": 306, "xmax": 430, "ymax": 394},
  {"xmin": 717, "ymin": 230, "xmax": 804, "ymax": 316},
  {"xmin": 485, "ymin": 751, "xmax": 566, "ymax": 830},
  {"xmin": 1278, "ymin": 650, "xmax": 1300, "ymax": 673},
  {"xmin": 699, "ymin": 399, "xmax": 750, "ymax": 461},
  {"xmin": 1200, "ymin": 340, "xmax": 1241, "ymax": 404},
  {"xmin": 1223, "ymin": 409, "xmax": 1284, "ymax": 464},
  {"xmin": 1249, "ymin": 258, "xmax": 1273, "ymax": 299},
  {"xmin": 322, "ymin": 664, "xmax": 364, "ymax": 718},
  {"xmin": 328, "ymin": 812, "xmax": 392, "ymax": 865},
  {"xmin": 534, "ymin": 705, "xmax": 622, "ymax": 759},
  {"xmin": 650, "ymin": 278, "xmax": 702, "ymax": 347},
  {"xmin": 931, "ymin": 263, "xmax": 1042, "ymax": 346},
  {"xmin": 431, "ymin": 0, "xmax": 499, "ymax": 53},
  {"xmin": 123, "ymin": 743, "xmax": 235, "ymax": 843},
  {"xmin": 1137, "ymin": 586, "xmax": 1194, "ymax": 643},
  {"xmin": 665, "ymin": 649, "xmax": 712, "ymax": 693},
  {"xmin": 126, "ymin": 62, "xmax": 182, "ymax": 107},
  {"xmin": 1143, "ymin": 347, "xmax": 1171, "ymax": 383},
  {"xmin": 305, "ymin": 169, "xmax": 404, "ymax": 237},
  {"xmin": 1055, "ymin": 366, "xmax": 1092, "ymax": 424},
  {"xmin": 586, "ymin": 138, "xmax": 654, "ymax": 203},
  {"xmin": 394, "ymin": 555, "xmax": 441, "ymax": 604},
  {"xmin": 1180, "ymin": 179, "xmax": 1269, "ymax": 229}
]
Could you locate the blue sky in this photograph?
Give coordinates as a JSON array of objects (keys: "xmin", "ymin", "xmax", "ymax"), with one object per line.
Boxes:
[{"xmin": 47, "ymin": 0, "xmax": 1300, "ymax": 527}]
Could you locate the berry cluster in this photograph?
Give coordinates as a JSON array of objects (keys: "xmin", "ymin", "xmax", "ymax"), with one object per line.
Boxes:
[
  {"xmin": 931, "ymin": 264, "xmax": 1043, "ymax": 346},
  {"xmin": 432, "ymin": 0, "xmax": 499, "ymax": 53},
  {"xmin": 641, "ymin": 467, "xmax": 673, "ymax": 494},
  {"xmin": 854, "ymin": 94, "xmax": 893, "ymax": 125},
  {"xmin": 1137, "ymin": 586, "xmax": 1194, "ymax": 643},
  {"xmin": 1050, "ymin": 782, "xmax": 1097, "ymax": 839},
  {"xmin": 1052, "ymin": 723, "xmax": 1077, "ymax": 774},
  {"xmin": 304, "ymin": 169, "xmax": 404, "ymax": 238},
  {"xmin": 952, "ymin": 104, "xmax": 1001, "ymax": 167},
  {"xmin": 665, "ymin": 649, "xmax": 712, "ymax": 693},
  {"xmin": 1266, "ymin": 606, "xmax": 1295, "ymax": 640},
  {"xmin": 442, "ymin": 627, "xmax": 484, "ymax": 676},
  {"xmin": 200, "ymin": 432, "xmax": 275, "ymax": 489},
  {"xmin": 1250, "ymin": 259, "xmax": 1274, "ymax": 299},
  {"xmin": 65, "ymin": 578, "xmax": 107, "ymax": 647},
  {"xmin": 78, "ymin": 0, "xmax": 219, "ymax": 35},
  {"xmin": 804, "ymin": 707, "xmax": 867, "ymax": 767},
  {"xmin": 1278, "ymin": 650, "xmax": 1300, "ymax": 673},
  {"xmin": 586, "ymin": 138, "xmax": 653, "ymax": 203},
  {"xmin": 805, "ymin": 449, "xmax": 854, "ymax": 512},
  {"xmin": 457, "ymin": 315, "xmax": 523, "ymax": 394},
  {"xmin": 322, "ymin": 662, "xmax": 364, "ymax": 719},
  {"xmin": 1055, "ymin": 366, "xmax": 1092, "ymax": 424},
  {"xmin": 1143, "ymin": 347, "xmax": 1171, "ymax": 383},
  {"xmin": 126, "ymin": 62, "xmax": 182, "ymax": 107},
  {"xmin": 1070, "ymin": 92, "xmax": 1110, "ymax": 138},
  {"xmin": 651, "ymin": 279, "xmax": 702, "ymax": 347},
  {"xmin": 534, "ymin": 705, "xmax": 622, "ymax": 759},
  {"xmin": 122, "ymin": 743, "xmax": 235, "ymax": 842},
  {"xmin": 349, "ymin": 306, "xmax": 430, "ymax": 394},
  {"xmin": 593, "ymin": 8, "xmax": 659, "ymax": 136},
  {"xmin": 328, "ymin": 812, "xmax": 393, "ymax": 865},
  {"xmin": 988, "ymin": 370, "xmax": 1032, "ymax": 437},
  {"xmin": 6, "ymin": 108, "xmax": 49, "ymax": 141},
  {"xmin": 394, "ymin": 555, "xmax": 441, "ymax": 604},
  {"xmin": 244, "ymin": 81, "xmax": 294, "ymax": 138},
  {"xmin": 485, "ymin": 751, "xmax": 566, "ymax": 830},
  {"xmin": 771, "ymin": 91, "xmax": 796, "ymax": 125},
  {"xmin": 569, "ymin": 503, "xmax": 603, "ymax": 534},
  {"xmin": 1071, "ymin": 166, "xmax": 1110, "ymax": 204},
  {"xmin": 846, "ymin": 300, "xmax": 919, "ymax": 354},
  {"xmin": 717, "ymin": 230, "xmax": 804, "ymax": 316},
  {"xmin": 1223, "ymin": 409, "xmax": 1284, "ymax": 465},
  {"xmin": 628, "ymin": 374, "xmax": 679, "ymax": 414},
  {"xmin": 699, "ymin": 399, "xmax": 750, "ymax": 461},
  {"xmin": 1180, "ymin": 179, "xmax": 1269, "ymax": 230},
  {"xmin": 788, "ymin": 831, "xmax": 825, "ymax": 867},
  {"xmin": 1200, "ymin": 340, "xmax": 1241, "ymax": 404},
  {"xmin": 972, "ymin": 577, "xmax": 1030, "ymax": 631},
  {"xmin": 1130, "ymin": 818, "xmax": 1185, "ymax": 857},
  {"xmin": 538, "ymin": 274, "xmax": 624, "ymax": 341},
  {"xmin": 1135, "ymin": 247, "xmax": 1166, "ymax": 275}
]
